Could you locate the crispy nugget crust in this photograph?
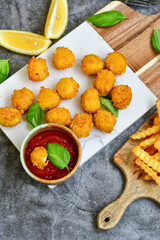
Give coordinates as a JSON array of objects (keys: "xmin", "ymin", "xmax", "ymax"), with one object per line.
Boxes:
[
  {"xmin": 81, "ymin": 88, "xmax": 101, "ymax": 114},
  {"xmin": 46, "ymin": 107, "xmax": 71, "ymax": 126},
  {"xmin": 11, "ymin": 87, "xmax": 34, "ymax": 113},
  {"xmin": 81, "ymin": 54, "xmax": 104, "ymax": 75},
  {"xmin": 56, "ymin": 77, "xmax": 79, "ymax": 100},
  {"xmin": 30, "ymin": 146, "xmax": 48, "ymax": 170},
  {"xmin": 70, "ymin": 113, "xmax": 93, "ymax": 138},
  {"xmin": 94, "ymin": 109, "xmax": 116, "ymax": 133},
  {"xmin": 53, "ymin": 47, "xmax": 75, "ymax": 70},
  {"xmin": 27, "ymin": 56, "xmax": 49, "ymax": 82},
  {"xmin": 37, "ymin": 87, "xmax": 61, "ymax": 111},
  {"xmin": 0, "ymin": 107, "xmax": 21, "ymax": 127},
  {"xmin": 93, "ymin": 69, "xmax": 116, "ymax": 96},
  {"xmin": 111, "ymin": 85, "xmax": 132, "ymax": 109},
  {"xmin": 105, "ymin": 52, "xmax": 127, "ymax": 75}
]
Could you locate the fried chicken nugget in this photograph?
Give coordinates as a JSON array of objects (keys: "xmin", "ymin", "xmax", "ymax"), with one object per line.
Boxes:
[
  {"xmin": 0, "ymin": 107, "xmax": 21, "ymax": 127},
  {"xmin": 53, "ymin": 47, "xmax": 76, "ymax": 70},
  {"xmin": 11, "ymin": 87, "xmax": 34, "ymax": 113},
  {"xmin": 46, "ymin": 107, "xmax": 71, "ymax": 126},
  {"xmin": 93, "ymin": 69, "xmax": 116, "ymax": 96},
  {"xmin": 111, "ymin": 85, "xmax": 132, "ymax": 109},
  {"xmin": 37, "ymin": 87, "xmax": 61, "ymax": 111},
  {"xmin": 27, "ymin": 56, "xmax": 49, "ymax": 82},
  {"xmin": 81, "ymin": 54, "xmax": 104, "ymax": 75},
  {"xmin": 56, "ymin": 77, "xmax": 79, "ymax": 100},
  {"xmin": 70, "ymin": 113, "xmax": 93, "ymax": 138},
  {"xmin": 81, "ymin": 88, "xmax": 101, "ymax": 114},
  {"xmin": 30, "ymin": 146, "xmax": 48, "ymax": 170},
  {"xmin": 105, "ymin": 52, "xmax": 127, "ymax": 75},
  {"xmin": 94, "ymin": 109, "xmax": 116, "ymax": 133}
]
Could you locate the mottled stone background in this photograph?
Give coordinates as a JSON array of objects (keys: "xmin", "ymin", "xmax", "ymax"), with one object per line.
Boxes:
[{"xmin": 0, "ymin": 0, "xmax": 160, "ymax": 239}]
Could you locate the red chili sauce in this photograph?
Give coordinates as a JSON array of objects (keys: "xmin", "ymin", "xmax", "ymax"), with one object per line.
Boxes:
[{"xmin": 25, "ymin": 129, "xmax": 78, "ymax": 180}]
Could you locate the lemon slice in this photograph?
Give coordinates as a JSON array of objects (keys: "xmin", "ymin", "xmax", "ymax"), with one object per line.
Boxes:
[
  {"xmin": 0, "ymin": 30, "xmax": 52, "ymax": 55},
  {"xmin": 44, "ymin": 0, "xmax": 68, "ymax": 39}
]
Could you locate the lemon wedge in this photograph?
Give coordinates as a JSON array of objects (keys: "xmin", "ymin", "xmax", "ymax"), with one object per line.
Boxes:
[
  {"xmin": 44, "ymin": 0, "xmax": 68, "ymax": 39},
  {"xmin": 0, "ymin": 30, "xmax": 52, "ymax": 55}
]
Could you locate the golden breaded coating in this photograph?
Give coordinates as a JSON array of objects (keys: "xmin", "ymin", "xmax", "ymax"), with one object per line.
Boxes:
[
  {"xmin": 27, "ymin": 56, "xmax": 49, "ymax": 82},
  {"xmin": 30, "ymin": 146, "xmax": 48, "ymax": 170},
  {"xmin": 93, "ymin": 69, "xmax": 116, "ymax": 96},
  {"xmin": 111, "ymin": 85, "xmax": 132, "ymax": 109},
  {"xmin": 81, "ymin": 88, "xmax": 101, "ymax": 114},
  {"xmin": 11, "ymin": 87, "xmax": 34, "ymax": 113},
  {"xmin": 53, "ymin": 47, "xmax": 75, "ymax": 70},
  {"xmin": 70, "ymin": 113, "xmax": 93, "ymax": 138},
  {"xmin": 81, "ymin": 54, "xmax": 104, "ymax": 75},
  {"xmin": 94, "ymin": 109, "xmax": 116, "ymax": 133},
  {"xmin": 46, "ymin": 107, "xmax": 71, "ymax": 126},
  {"xmin": 56, "ymin": 77, "xmax": 79, "ymax": 100},
  {"xmin": 105, "ymin": 52, "xmax": 127, "ymax": 75},
  {"xmin": 0, "ymin": 107, "xmax": 21, "ymax": 127},
  {"xmin": 37, "ymin": 87, "xmax": 61, "ymax": 111}
]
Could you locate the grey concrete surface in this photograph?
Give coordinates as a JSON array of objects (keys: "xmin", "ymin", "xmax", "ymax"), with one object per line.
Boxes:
[{"xmin": 0, "ymin": 0, "xmax": 160, "ymax": 239}]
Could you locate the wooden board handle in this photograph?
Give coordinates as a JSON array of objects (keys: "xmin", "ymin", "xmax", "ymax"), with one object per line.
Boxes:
[{"xmin": 97, "ymin": 184, "xmax": 137, "ymax": 230}]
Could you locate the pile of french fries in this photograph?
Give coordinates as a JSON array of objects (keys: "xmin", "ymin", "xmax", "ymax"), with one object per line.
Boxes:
[{"xmin": 131, "ymin": 99, "xmax": 160, "ymax": 187}]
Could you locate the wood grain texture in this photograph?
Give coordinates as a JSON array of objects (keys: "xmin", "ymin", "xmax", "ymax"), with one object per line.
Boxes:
[
  {"xmin": 91, "ymin": 1, "xmax": 160, "ymax": 97},
  {"xmin": 94, "ymin": 1, "xmax": 160, "ymax": 230},
  {"xmin": 97, "ymin": 112, "xmax": 160, "ymax": 230}
]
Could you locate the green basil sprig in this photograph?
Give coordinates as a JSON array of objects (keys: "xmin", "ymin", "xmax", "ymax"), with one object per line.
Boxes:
[
  {"xmin": 100, "ymin": 96, "xmax": 119, "ymax": 117},
  {"xmin": 47, "ymin": 143, "xmax": 71, "ymax": 172},
  {"xmin": 152, "ymin": 27, "xmax": 160, "ymax": 53},
  {"xmin": 87, "ymin": 11, "xmax": 128, "ymax": 27},
  {"xmin": 26, "ymin": 103, "xmax": 44, "ymax": 129},
  {"xmin": 0, "ymin": 59, "xmax": 10, "ymax": 84}
]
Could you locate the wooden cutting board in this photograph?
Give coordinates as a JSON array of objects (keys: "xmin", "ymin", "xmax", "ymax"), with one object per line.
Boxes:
[
  {"xmin": 97, "ymin": 112, "xmax": 160, "ymax": 230},
  {"xmin": 91, "ymin": 1, "xmax": 160, "ymax": 230},
  {"xmin": 91, "ymin": 0, "xmax": 160, "ymax": 98}
]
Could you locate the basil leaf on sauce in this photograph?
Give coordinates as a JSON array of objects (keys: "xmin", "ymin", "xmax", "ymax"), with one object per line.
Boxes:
[
  {"xmin": 47, "ymin": 143, "xmax": 71, "ymax": 172},
  {"xmin": 100, "ymin": 96, "xmax": 119, "ymax": 117},
  {"xmin": 152, "ymin": 27, "xmax": 160, "ymax": 53},
  {"xmin": 26, "ymin": 103, "xmax": 44, "ymax": 129},
  {"xmin": 87, "ymin": 11, "xmax": 128, "ymax": 27},
  {"xmin": 0, "ymin": 59, "xmax": 10, "ymax": 84}
]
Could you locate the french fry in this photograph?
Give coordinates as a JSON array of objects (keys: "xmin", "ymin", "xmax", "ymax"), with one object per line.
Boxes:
[
  {"xmin": 131, "ymin": 99, "xmax": 160, "ymax": 186},
  {"xmin": 153, "ymin": 152, "xmax": 160, "ymax": 161},
  {"xmin": 154, "ymin": 136, "xmax": 160, "ymax": 152},
  {"xmin": 153, "ymin": 117, "xmax": 160, "ymax": 126},
  {"xmin": 135, "ymin": 158, "xmax": 160, "ymax": 186},
  {"xmin": 156, "ymin": 99, "xmax": 160, "ymax": 117},
  {"xmin": 134, "ymin": 161, "xmax": 141, "ymax": 170},
  {"xmin": 145, "ymin": 145, "xmax": 157, "ymax": 155},
  {"xmin": 130, "ymin": 125, "xmax": 160, "ymax": 140},
  {"xmin": 132, "ymin": 146, "xmax": 160, "ymax": 172},
  {"xmin": 143, "ymin": 174, "xmax": 152, "ymax": 181},
  {"xmin": 138, "ymin": 133, "xmax": 160, "ymax": 149}
]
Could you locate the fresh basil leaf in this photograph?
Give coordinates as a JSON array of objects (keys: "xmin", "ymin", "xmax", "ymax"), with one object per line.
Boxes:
[
  {"xmin": 0, "ymin": 59, "xmax": 10, "ymax": 84},
  {"xmin": 26, "ymin": 103, "xmax": 44, "ymax": 129},
  {"xmin": 152, "ymin": 27, "xmax": 160, "ymax": 53},
  {"xmin": 47, "ymin": 143, "xmax": 71, "ymax": 172},
  {"xmin": 87, "ymin": 11, "xmax": 128, "ymax": 27},
  {"xmin": 100, "ymin": 96, "xmax": 119, "ymax": 117}
]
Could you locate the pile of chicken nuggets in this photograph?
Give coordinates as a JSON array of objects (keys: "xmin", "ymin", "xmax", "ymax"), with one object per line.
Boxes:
[{"xmin": 0, "ymin": 46, "xmax": 132, "ymax": 138}]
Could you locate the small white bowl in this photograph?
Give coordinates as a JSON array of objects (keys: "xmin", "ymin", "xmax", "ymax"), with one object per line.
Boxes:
[{"xmin": 20, "ymin": 123, "xmax": 82, "ymax": 185}]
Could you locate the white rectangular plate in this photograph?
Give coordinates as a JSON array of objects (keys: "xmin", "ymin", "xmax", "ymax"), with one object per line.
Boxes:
[{"xmin": 0, "ymin": 22, "xmax": 157, "ymax": 176}]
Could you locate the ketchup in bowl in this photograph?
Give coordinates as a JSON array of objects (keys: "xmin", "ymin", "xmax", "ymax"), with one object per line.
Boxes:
[
  {"xmin": 25, "ymin": 129, "xmax": 78, "ymax": 180},
  {"xmin": 20, "ymin": 124, "xmax": 81, "ymax": 184}
]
